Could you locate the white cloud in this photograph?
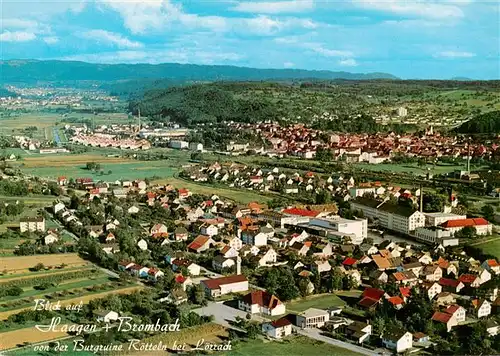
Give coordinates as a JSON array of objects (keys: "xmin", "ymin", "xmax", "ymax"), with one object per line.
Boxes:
[
  {"xmin": 339, "ymin": 58, "xmax": 358, "ymax": 66},
  {"xmin": 0, "ymin": 31, "xmax": 36, "ymax": 42},
  {"xmin": 43, "ymin": 36, "xmax": 59, "ymax": 44},
  {"xmin": 81, "ymin": 30, "xmax": 143, "ymax": 49},
  {"xmin": 283, "ymin": 61, "xmax": 295, "ymax": 68},
  {"xmin": 436, "ymin": 51, "xmax": 476, "ymax": 58},
  {"xmin": 2, "ymin": 18, "xmax": 39, "ymax": 29},
  {"xmin": 353, "ymin": 0, "xmax": 464, "ymax": 19},
  {"xmin": 231, "ymin": 0, "xmax": 314, "ymax": 14},
  {"xmin": 98, "ymin": 0, "xmax": 319, "ymax": 36},
  {"xmin": 306, "ymin": 43, "xmax": 354, "ymax": 57}
]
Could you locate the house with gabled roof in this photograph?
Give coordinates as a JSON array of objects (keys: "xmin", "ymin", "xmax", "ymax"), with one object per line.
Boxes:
[
  {"xmin": 238, "ymin": 290, "xmax": 285, "ymax": 316},
  {"xmin": 470, "ymin": 299, "xmax": 491, "ymax": 318},
  {"xmin": 201, "ymin": 275, "xmax": 249, "ymax": 298},
  {"xmin": 422, "ymin": 281, "xmax": 442, "ymax": 300},
  {"xmin": 187, "ymin": 235, "xmax": 214, "ymax": 253},
  {"xmin": 358, "ymin": 287, "xmax": 385, "ymax": 309},
  {"xmin": 432, "ymin": 311, "xmax": 456, "ymax": 332},
  {"xmin": 459, "ymin": 274, "xmax": 481, "ymax": 288},
  {"xmin": 262, "ymin": 318, "xmax": 292, "ymax": 339},
  {"xmin": 151, "ymin": 223, "xmax": 168, "ymax": 238},
  {"xmin": 439, "ymin": 277, "xmax": 465, "ymax": 293},
  {"xmin": 482, "ymin": 259, "xmax": 500, "ymax": 275}
]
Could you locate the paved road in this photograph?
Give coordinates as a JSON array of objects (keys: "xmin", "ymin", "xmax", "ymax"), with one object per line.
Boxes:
[
  {"xmin": 297, "ymin": 328, "xmax": 378, "ymax": 356},
  {"xmin": 193, "ymin": 301, "xmax": 266, "ymax": 329},
  {"xmin": 195, "ymin": 301, "xmax": 377, "ymax": 356}
]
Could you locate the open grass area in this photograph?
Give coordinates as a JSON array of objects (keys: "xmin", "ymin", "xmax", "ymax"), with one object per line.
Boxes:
[
  {"xmin": 153, "ymin": 177, "xmax": 270, "ymax": 204},
  {"xmin": 18, "ymin": 154, "xmax": 179, "ymax": 181},
  {"xmin": 228, "ymin": 335, "xmax": 362, "ymax": 356},
  {"xmin": 286, "ymin": 293, "xmax": 346, "ymax": 313},
  {"xmin": 469, "ymin": 235, "xmax": 500, "ymax": 259}
]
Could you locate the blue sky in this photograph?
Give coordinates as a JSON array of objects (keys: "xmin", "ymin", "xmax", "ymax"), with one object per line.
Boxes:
[{"xmin": 1, "ymin": 0, "xmax": 499, "ymax": 79}]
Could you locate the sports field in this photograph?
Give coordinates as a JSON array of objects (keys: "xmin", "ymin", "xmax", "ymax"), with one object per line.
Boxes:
[{"xmin": 286, "ymin": 293, "xmax": 346, "ymax": 313}]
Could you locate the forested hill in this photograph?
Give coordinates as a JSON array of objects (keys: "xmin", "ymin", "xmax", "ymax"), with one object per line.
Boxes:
[
  {"xmin": 129, "ymin": 82, "xmax": 416, "ymax": 133},
  {"xmin": 457, "ymin": 110, "xmax": 500, "ymax": 134},
  {"xmin": 0, "ymin": 60, "xmax": 398, "ymax": 83}
]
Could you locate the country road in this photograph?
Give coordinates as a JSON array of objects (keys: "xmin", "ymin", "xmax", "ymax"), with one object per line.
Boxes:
[{"xmin": 296, "ymin": 328, "xmax": 379, "ymax": 356}]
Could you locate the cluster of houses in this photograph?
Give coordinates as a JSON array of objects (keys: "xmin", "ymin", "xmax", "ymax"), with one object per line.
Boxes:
[
  {"xmin": 46, "ymin": 174, "xmax": 499, "ymax": 354},
  {"xmin": 225, "ymin": 122, "xmax": 498, "ymax": 162},
  {"xmin": 69, "ymin": 133, "xmax": 151, "ymax": 150}
]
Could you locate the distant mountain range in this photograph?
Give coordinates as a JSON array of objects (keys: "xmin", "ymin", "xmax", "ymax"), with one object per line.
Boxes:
[{"xmin": 0, "ymin": 59, "xmax": 399, "ymax": 83}]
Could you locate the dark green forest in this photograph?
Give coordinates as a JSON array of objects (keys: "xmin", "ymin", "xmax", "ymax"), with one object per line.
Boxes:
[{"xmin": 457, "ymin": 110, "xmax": 500, "ymax": 134}]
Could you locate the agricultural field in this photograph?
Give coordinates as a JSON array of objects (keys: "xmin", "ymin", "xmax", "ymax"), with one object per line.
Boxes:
[
  {"xmin": 5, "ymin": 338, "xmax": 95, "ymax": 356},
  {"xmin": 0, "ymin": 325, "xmax": 69, "ymax": 351},
  {"xmin": 124, "ymin": 323, "xmax": 228, "ymax": 354},
  {"xmin": 286, "ymin": 294, "xmax": 346, "ymax": 313},
  {"xmin": 0, "ymin": 283, "xmax": 143, "ymax": 320},
  {"xmin": 228, "ymin": 335, "xmax": 362, "ymax": 356},
  {"xmin": 352, "ymin": 162, "xmax": 469, "ymax": 175},
  {"xmin": 0, "ymin": 253, "xmax": 90, "ymax": 276}
]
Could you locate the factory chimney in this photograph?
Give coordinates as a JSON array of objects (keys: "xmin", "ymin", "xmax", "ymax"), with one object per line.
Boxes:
[
  {"xmin": 419, "ymin": 184, "xmax": 424, "ymax": 213},
  {"xmin": 236, "ymin": 255, "xmax": 241, "ymax": 275}
]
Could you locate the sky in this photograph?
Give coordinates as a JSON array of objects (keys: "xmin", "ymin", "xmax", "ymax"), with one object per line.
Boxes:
[{"xmin": 1, "ymin": 0, "xmax": 499, "ymax": 79}]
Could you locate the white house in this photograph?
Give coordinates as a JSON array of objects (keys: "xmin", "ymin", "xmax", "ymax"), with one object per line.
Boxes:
[
  {"xmin": 295, "ymin": 308, "xmax": 330, "ymax": 328},
  {"xmin": 257, "ymin": 248, "xmax": 277, "ymax": 267},
  {"xmin": 96, "ymin": 310, "xmax": 119, "ymax": 323},
  {"xmin": 54, "ymin": 202, "xmax": 65, "ymax": 214},
  {"xmin": 471, "ymin": 299, "xmax": 491, "ymax": 318},
  {"xmin": 20, "ymin": 217, "xmax": 45, "ymax": 233},
  {"xmin": 44, "ymin": 233, "xmax": 58, "ymax": 245},
  {"xmin": 137, "ymin": 239, "xmax": 148, "ymax": 251},
  {"xmin": 262, "ymin": 318, "xmax": 292, "ymax": 339},
  {"xmin": 201, "ymin": 275, "xmax": 248, "ymax": 298},
  {"xmin": 238, "ymin": 291, "xmax": 286, "ymax": 316},
  {"xmin": 382, "ymin": 330, "xmax": 413, "ymax": 353},
  {"xmin": 200, "ymin": 224, "xmax": 218, "ymax": 237}
]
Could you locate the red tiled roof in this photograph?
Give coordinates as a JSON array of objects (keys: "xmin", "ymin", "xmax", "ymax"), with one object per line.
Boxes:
[
  {"xmin": 445, "ymin": 305, "xmax": 462, "ymax": 315},
  {"xmin": 342, "ymin": 257, "xmax": 358, "ymax": 266},
  {"xmin": 187, "ymin": 235, "xmax": 211, "ymax": 251},
  {"xmin": 486, "ymin": 259, "xmax": 499, "ymax": 267},
  {"xmin": 362, "ymin": 287, "xmax": 385, "ymax": 301},
  {"xmin": 441, "ymin": 218, "xmax": 489, "ymax": 228},
  {"xmin": 439, "ymin": 278, "xmax": 461, "ymax": 288},
  {"xmin": 437, "ymin": 257, "xmax": 450, "ymax": 269},
  {"xmin": 282, "ymin": 208, "xmax": 320, "ymax": 217},
  {"xmin": 358, "ymin": 297, "xmax": 379, "ymax": 308},
  {"xmin": 242, "ymin": 291, "xmax": 282, "ymax": 310},
  {"xmin": 270, "ymin": 317, "xmax": 292, "ymax": 328},
  {"xmin": 432, "ymin": 311, "xmax": 453, "ymax": 323},
  {"xmin": 459, "ymin": 274, "xmax": 478, "ymax": 284},
  {"xmin": 399, "ymin": 287, "xmax": 411, "ymax": 298},
  {"xmin": 201, "ymin": 275, "xmax": 248, "ymax": 290},
  {"xmin": 388, "ymin": 296, "xmax": 404, "ymax": 306},
  {"xmin": 175, "ymin": 275, "xmax": 187, "ymax": 283}
]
